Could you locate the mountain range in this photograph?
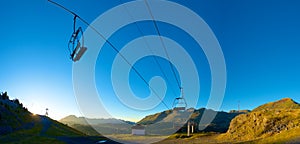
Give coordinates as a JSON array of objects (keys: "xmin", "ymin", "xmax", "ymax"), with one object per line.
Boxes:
[
  {"xmin": 2, "ymin": 90, "xmax": 300, "ymax": 143},
  {"xmin": 60, "ymin": 115, "xmax": 135, "ymax": 125},
  {"xmin": 60, "ymin": 107, "xmax": 249, "ymax": 136},
  {"xmin": 137, "ymin": 108, "xmax": 248, "ymax": 134},
  {"xmin": 59, "ymin": 115, "xmax": 135, "ymax": 135}
]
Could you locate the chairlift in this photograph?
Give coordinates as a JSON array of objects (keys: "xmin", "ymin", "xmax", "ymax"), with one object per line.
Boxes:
[
  {"xmin": 48, "ymin": 0, "xmax": 87, "ymax": 62},
  {"xmin": 172, "ymin": 87, "xmax": 187, "ymax": 111},
  {"xmin": 68, "ymin": 16, "xmax": 87, "ymax": 62}
]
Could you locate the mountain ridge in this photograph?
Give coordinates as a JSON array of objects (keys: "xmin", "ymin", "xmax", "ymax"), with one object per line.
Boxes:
[
  {"xmin": 138, "ymin": 107, "xmax": 249, "ymax": 133},
  {"xmin": 59, "ymin": 115, "xmax": 135, "ymax": 135},
  {"xmin": 60, "ymin": 115, "xmax": 135, "ymax": 125},
  {"xmin": 253, "ymin": 97, "xmax": 300, "ymax": 111}
]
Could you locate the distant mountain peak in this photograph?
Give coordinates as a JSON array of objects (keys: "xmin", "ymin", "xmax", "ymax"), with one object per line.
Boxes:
[
  {"xmin": 63, "ymin": 115, "xmax": 78, "ymax": 119},
  {"xmin": 60, "ymin": 115, "xmax": 135, "ymax": 125}
]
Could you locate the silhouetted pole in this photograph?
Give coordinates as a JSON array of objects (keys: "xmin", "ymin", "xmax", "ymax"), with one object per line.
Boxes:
[{"xmin": 45, "ymin": 108, "xmax": 49, "ymax": 116}]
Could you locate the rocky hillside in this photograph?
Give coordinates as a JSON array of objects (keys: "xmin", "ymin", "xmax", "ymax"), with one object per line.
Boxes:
[
  {"xmin": 138, "ymin": 108, "xmax": 248, "ymax": 134},
  {"xmin": 219, "ymin": 98, "xmax": 300, "ymax": 143}
]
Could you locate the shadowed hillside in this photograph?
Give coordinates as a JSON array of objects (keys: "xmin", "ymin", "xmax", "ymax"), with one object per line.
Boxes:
[
  {"xmin": 0, "ymin": 92, "xmax": 118, "ymax": 144},
  {"xmin": 60, "ymin": 108, "xmax": 247, "ymax": 136},
  {"xmin": 138, "ymin": 108, "xmax": 247, "ymax": 134}
]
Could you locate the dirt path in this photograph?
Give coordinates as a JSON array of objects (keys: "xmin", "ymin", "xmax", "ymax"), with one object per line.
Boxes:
[{"xmin": 39, "ymin": 115, "xmax": 51, "ymax": 136}]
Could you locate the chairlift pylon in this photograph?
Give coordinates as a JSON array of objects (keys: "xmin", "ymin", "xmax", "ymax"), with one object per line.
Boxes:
[
  {"xmin": 68, "ymin": 16, "xmax": 87, "ymax": 62},
  {"xmin": 172, "ymin": 87, "xmax": 187, "ymax": 111},
  {"xmin": 45, "ymin": 108, "xmax": 49, "ymax": 116}
]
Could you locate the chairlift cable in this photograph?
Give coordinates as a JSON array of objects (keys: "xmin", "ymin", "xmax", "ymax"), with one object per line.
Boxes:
[
  {"xmin": 144, "ymin": 0, "xmax": 182, "ymax": 90},
  {"xmin": 119, "ymin": 0, "xmax": 178, "ymax": 97},
  {"xmin": 144, "ymin": 0, "xmax": 188, "ymax": 111},
  {"xmin": 48, "ymin": 0, "xmax": 170, "ymax": 109}
]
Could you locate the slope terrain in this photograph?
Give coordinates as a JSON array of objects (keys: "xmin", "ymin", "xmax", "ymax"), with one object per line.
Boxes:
[
  {"xmin": 138, "ymin": 108, "xmax": 247, "ymax": 135},
  {"xmin": 0, "ymin": 92, "xmax": 117, "ymax": 143},
  {"xmin": 219, "ymin": 98, "xmax": 300, "ymax": 143},
  {"xmin": 60, "ymin": 115, "xmax": 135, "ymax": 135}
]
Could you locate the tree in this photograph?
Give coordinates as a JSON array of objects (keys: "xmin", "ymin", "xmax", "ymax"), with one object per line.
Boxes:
[
  {"xmin": 0, "ymin": 92, "xmax": 9, "ymax": 100},
  {"xmin": 13, "ymin": 99, "xmax": 20, "ymax": 105}
]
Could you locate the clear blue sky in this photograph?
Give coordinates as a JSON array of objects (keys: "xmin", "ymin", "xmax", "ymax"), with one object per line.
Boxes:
[{"xmin": 0, "ymin": 0, "xmax": 300, "ymax": 121}]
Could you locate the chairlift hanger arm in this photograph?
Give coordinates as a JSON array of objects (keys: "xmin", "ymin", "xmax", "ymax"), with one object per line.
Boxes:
[
  {"xmin": 48, "ymin": 0, "xmax": 119, "ymax": 52},
  {"xmin": 68, "ymin": 27, "xmax": 83, "ymax": 59},
  {"xmin": 180, "ymin": 87, "xmax": 184, "ymax": 98},
  {"xmin": 73, "ymin": 15, "xmax": 77, "ymax": 33},
  {"xmin": 48, "ymin": 0, "xmax": 94, "ymax": 35}
]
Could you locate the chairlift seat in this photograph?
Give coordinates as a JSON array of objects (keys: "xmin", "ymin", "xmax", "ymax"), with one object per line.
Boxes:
[
  {"xmin": 73, "ymin": 47, "xmax": 87, "ymax": 62},
  {"xmin": 68, "ymin": 25, "xmax": 87, "ymax": 62},
  {"xmin": 173, "ymin": 107, "xmax": 186, "ymax": 111}
]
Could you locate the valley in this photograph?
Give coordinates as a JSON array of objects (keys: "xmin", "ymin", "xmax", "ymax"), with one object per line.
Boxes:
[{"xmin": 1, "ymin": 91, "xmax": 300, "ymax": 143}]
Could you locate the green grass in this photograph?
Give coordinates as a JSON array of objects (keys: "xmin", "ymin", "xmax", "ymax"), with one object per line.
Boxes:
[
  {"xmin": 257, "ymin": 127, "xmax": 300, "ymax": 143},
  {"xmin": 45, "ymin": 120, "xmax": 84, "ymax": 137},
  {"xmin": 5, "ymin": 137, "xmax": 65, "ymax": 144},
  {"xmin": 166, "ymin": 132, "xmax": 214, "ymax": 139},
  {"xmin": 217, "ymin": 108, "xmax": 300, "ymax": 143},
  {"xmin": 253, "ymin": 98, "xmax": 300, "ymax": 112},
  {"xmin": 0, "ymin": 123, "xmax": 64, "ymax": 144}
]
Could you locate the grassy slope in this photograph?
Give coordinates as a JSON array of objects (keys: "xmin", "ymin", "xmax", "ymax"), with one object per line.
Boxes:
[
  {"xmin": 0, "ymin": 114, "xmax": 62, "ymax": 144},
  {"xmin": 253, "ymin": 98, "xmax": 300, "ymax": 111},
  {"xmin": 0, "ymin": 93, "xmax": 106, "ymax": 144},
  {"xmin": 217, "ymin": 98, "xmax": 300, "ymax": 143},
  {"xmin": 0, "ymin": 114, "xmax": 86, "ymax": 143}
]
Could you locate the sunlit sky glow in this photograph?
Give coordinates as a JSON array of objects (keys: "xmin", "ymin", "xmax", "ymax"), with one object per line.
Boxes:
[{"xmin": 1, "ymin": 0, "xmax": 300, "ymax": 121}]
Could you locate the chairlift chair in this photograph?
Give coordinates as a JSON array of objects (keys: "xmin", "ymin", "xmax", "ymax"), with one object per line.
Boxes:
[
  {"xmin": 172, "ymin": 87, "xmax": 187, "ymax": 111},
  {"xmin": 68, "ymin": 16, "xmax": 87, "ymax": 62},
  {"xmin": 173, "ymin": 97, "xmax": 187, "ymax": 111}
]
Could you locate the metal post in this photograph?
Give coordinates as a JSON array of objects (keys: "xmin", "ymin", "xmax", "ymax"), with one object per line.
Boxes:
[
  {"xmin": 191, "ymin": 123, "xmax": 194, "ymax": 133},
  {"xmin": 187, "ymin": 121, "xmax": 190, "ymax": 136}
]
